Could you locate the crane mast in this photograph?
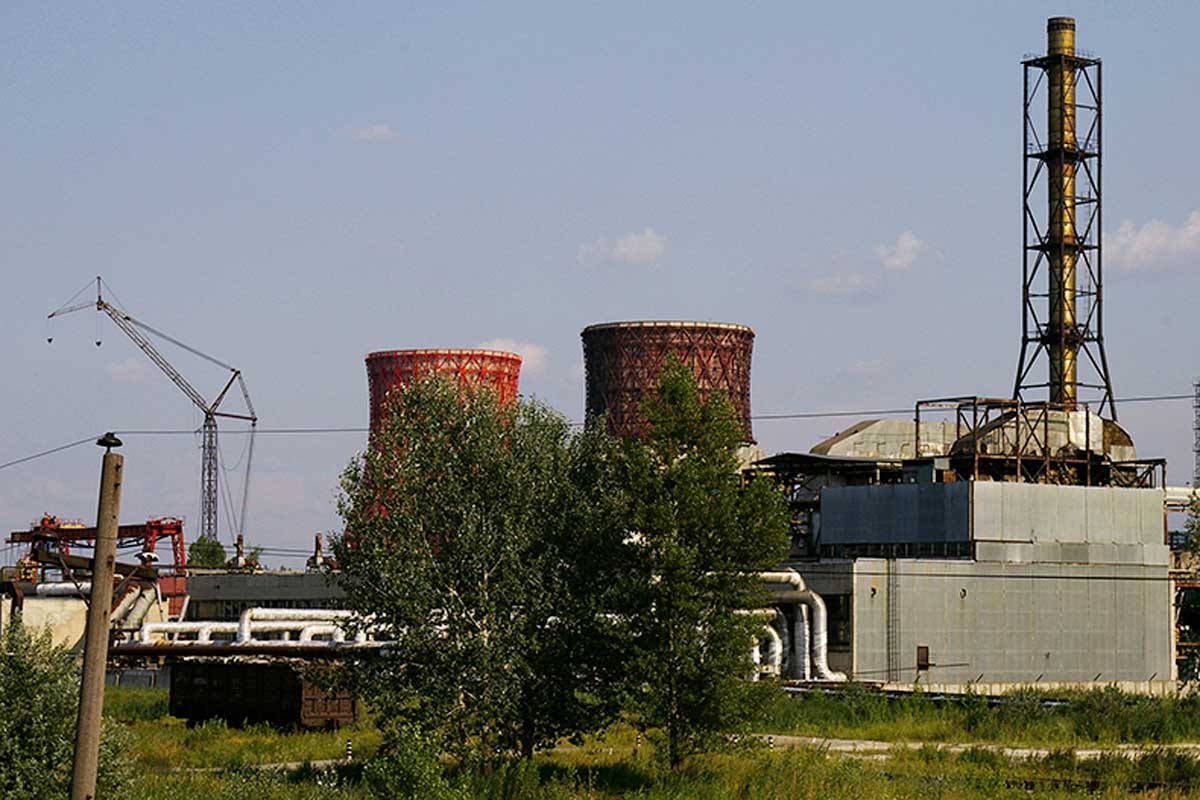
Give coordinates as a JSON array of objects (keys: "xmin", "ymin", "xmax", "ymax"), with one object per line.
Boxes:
[{"xmin": 48, "ymin": 277, "xmax": 256, "ymax": 542}]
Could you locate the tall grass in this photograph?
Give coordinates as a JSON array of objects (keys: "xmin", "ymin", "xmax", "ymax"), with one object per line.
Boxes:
[
  {"xmin": 132, "ymin": 745, "xmax": 1188, "ymax": 800},
  {"xmin": 104, "ymin": 685, "xmax": 170, "ymax": 721},
  {"xmin": 759, "ymin": 685, "xmax": 1200, "ymax": 746},
  {"xmin": 114, "ymin": 685, "xmax": 1200, "ymax": 797}
]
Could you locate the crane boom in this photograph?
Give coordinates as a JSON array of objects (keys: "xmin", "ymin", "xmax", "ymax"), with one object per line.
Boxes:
[
  {"xmin": 47, "ymin": 277, "xmax": 257, "ymax": 542},
  {"xmin": 96, "ymin": 301, "xmax": 211, "ymax": 412}
]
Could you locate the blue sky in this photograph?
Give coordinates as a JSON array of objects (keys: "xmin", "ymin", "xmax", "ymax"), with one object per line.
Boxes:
[{"xmin": 3, "ymin": 2, "xmax": 1197, "ymax": 564}]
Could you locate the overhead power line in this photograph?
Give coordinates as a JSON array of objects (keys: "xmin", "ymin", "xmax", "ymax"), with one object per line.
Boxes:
[
  {"xmin": 3, "ymin": 392, "xmax": 1194, "ymax": 473},
  {"xmin": 0, "ymin": 436, "xmax": 98, "ymax": 471}
]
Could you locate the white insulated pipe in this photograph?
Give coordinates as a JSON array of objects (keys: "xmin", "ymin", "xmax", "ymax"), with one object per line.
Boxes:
[
  {"xmin": 793, "ymin": 604, "xmax": 811, "ymax": 681},
  {"xmin": 298, "ymin": 624, "xmax": 345, "ymax": 643},
  {"xmin": 761, "ymin": 622, "xmax": 783, "ymax": 677},
  {"xmin": 110, "ymin": 587, "xmax": 142, "ymax": 624},
  {"xmin": 1165, "ymin": 486, "xmax": 1199, "ymax": 511},
  {"xmin": 758, "ymin": 570, "xmax": 847, "ymax": 682},
  {"xmin": 35, "ymin": 582, "xmax": 91, "ymax": 597},
  {"xmin": 139, "ymin": 621, "xmax": 237, "ymax": 643},
  {"xmin": 793, "ymin": 590, "xmax": 847, "ymax": 682},
  {"xmin": 737, "ymin": 608, "xmax": 778, "ymax": 681},
  {"xmin": 126, "ymin": 587, "xmax": 158, "ymax": 629},
  {"xmin": 237, "ymin": 607, "xmax": 354, "ymax": 642}
]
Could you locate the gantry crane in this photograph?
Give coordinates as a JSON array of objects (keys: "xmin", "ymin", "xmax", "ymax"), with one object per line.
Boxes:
[{"xmin": 48, "ymin": 277, "xmax": 257, "ymax": 542}]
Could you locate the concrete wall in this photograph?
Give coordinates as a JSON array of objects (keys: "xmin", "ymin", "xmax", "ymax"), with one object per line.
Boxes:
[
  {"xmin": 850, "ymin": 558, "xmax": 1173, "ymax": 684},
  {"xmin": 0, "ymin": 594, "xmax": 165, "ymax": 653},
  {"xmin": 1, "ymin": 596, "xmax": 89, "ymax": 651}
]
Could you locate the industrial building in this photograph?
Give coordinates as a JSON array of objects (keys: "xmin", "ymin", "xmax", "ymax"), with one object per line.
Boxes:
[
  {"xmin": 580, "ymin": 17, "xmax": 1179, "ymax": 689},
  {"xmin": 753, "ymin": 17, "xmax": 1176, "ymax": 687},
  {"xmin": 3, "ymin": 15, "xmax": 1188, "ymax": 701}
]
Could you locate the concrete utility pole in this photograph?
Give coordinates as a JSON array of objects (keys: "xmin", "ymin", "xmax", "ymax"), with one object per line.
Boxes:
[{"xmin": 70, "ymin": 433, "xmax": 123, "ymax": 800}]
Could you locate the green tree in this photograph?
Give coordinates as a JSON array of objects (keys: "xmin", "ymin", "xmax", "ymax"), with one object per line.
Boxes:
[
  {"xmin": 1185, "ymin": 493, "xmax": 1200, "ymax": 556},
  {"xmin": 620, "ymin": 358, "xmax": 791, "ymax": 767},
  {"xmin": 187, "ymin": 537, "xmax": 227, "ymax": 568},
  {"xmin": 334, "ymin": 378, "xmax": 632, "ymax": 767},
  {"xmin": 0, "ymin": 621, "xmax": 132, "ymax": 799}
]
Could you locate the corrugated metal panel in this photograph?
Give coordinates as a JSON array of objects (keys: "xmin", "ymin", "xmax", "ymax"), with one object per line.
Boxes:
[{"xmin": 821, "ymin": 483, "xmax": 970, "ymax": 545}]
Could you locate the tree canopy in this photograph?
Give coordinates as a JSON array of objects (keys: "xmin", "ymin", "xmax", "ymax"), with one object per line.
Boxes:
[
  {"xmin": 186, "ymin": 537, "xmax": 227, "ymax": 569},
  {"xmin": 620, "ymin": 357, "xmax": 792, "ymax": 766},
  {"xmin": 335, "ymin": 378, "xmax": 633, "ymax": 765},
  {"xmin": 336, "ymin": 362, "xmax": 791, "ymax": 772}
]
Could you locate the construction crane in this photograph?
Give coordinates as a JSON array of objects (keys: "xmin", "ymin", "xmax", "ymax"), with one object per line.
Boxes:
[{"xmin": 48, "ymin": 277, "xmax": 257, "ymax": 542}]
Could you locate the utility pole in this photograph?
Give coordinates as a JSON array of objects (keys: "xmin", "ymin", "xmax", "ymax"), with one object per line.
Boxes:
[{"xmin": 70, "ymin": 433, "xmax": 123, "ymax": 800}]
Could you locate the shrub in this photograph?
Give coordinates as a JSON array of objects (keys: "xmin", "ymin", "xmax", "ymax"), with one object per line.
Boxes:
[
  {"xmin": 363, "ymin": 724, "xmax": 465, "ymax": 800},
  {"xmin": 0, "ymin": 620, "xmax": 135, "ymax": 799},
  {"xmin": 0, "ymin": 621, "xmax": 77, "ymax": 798}
]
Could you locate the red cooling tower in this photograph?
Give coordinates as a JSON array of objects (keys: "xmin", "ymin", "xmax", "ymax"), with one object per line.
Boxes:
[
  {"xmin": 581, "ymin": 320, "xmax": 755, "ymax": 441},
  {"xmin": 365, "ymin": 349, "xmax": 522, "ymax": 433}
]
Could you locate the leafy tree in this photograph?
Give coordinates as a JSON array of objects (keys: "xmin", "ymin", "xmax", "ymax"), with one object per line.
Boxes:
[
  {"xmin": 1185, "ymin": 493, "xmax": 1200, "ymax": 556},
  {"xmin": 620, "ymin": 358, "xmax": 791, "ymax": 767},
  {"xmin": 187, "ymin": 537, "xmax": 227, "ymax": 568},
  {"xmin": 0, "ymin": 621, "xmax": 132, "ymax": 799},
  {"xmin": 335, "ymin": 378, "xmax": 632, "ymax": 767}
]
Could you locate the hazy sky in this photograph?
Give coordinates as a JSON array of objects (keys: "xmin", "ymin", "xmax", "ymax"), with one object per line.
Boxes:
[{"xmin": 3, "ymin": 2, "xmax": 1197, "ymax": 565}]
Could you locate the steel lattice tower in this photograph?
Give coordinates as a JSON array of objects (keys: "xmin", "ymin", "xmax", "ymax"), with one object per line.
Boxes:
[
  {"xmin": 1013, "ymin": 17, "xmax": 1117, "ymax": 418},
  {"xmin": 1193, "ymin": 377, "xmax": 1199, "ymax": 486}
]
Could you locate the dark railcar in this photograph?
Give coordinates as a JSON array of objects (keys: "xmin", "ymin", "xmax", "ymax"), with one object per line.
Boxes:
[{"xmin": 169, "ymin": 660, "xmax": 356, "ymax": 729}]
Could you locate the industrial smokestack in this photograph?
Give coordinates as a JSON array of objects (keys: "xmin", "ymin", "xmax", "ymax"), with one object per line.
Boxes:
[
  {"xmin": 1014, "ymin": 16, "xmax": 1117, "ymax": 418},
  {"xmin": 1046, "ymin": 16, "xmax": 1078, "ymax": 407}
]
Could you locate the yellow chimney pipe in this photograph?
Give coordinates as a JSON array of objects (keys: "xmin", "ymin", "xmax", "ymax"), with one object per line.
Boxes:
[{"xmin": 1046, "ymin": 16, "xmax": 1077, "ymax": 406}]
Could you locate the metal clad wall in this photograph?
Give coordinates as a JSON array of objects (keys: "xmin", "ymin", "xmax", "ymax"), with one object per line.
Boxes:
[
  {"xmin": 821, "ymin": 484, "xmax": 971, "ymax": 545},
  {"xmin": 850, "ymin": 558, "xmax": 1172, "ymax": 684},
  {"xmin": 972, "ymin": 483, "xmax": 1163, "ymax": 548},
  {"xmin": 823, "ymin": 483, "xmax": 1165, "ymax": 559}
]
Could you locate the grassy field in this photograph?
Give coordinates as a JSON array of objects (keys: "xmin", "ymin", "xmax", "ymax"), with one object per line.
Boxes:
[
  {"xmin": 105, "ymin": 686, "xmax": 381, "ymax": 771},
  {"xmin": 758, "ymin": 685, "xmax": 1200, "ymax": 747},
  {"xmin": 105, "ymin": 686, "xmax": 1200, "ymax": 798}
]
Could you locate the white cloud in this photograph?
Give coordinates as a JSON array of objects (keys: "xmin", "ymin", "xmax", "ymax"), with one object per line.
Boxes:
[
  {"xmin": 800, "ymin": 270, "xmax": 883, "ymax": 298},
  {"xmin": 578, "ymin": 227, "xmax": 666, "ymax": 268},
  {"xmin": 1105, "ymin": 210, "xmax": 1200, "ymax": 271},
  {"xmin": 576, "ymin": 239, "xmax": 611, "ymax": 268},
  {"xmin": 612, "ymin": 227, "xmax": 666, "ymax": 266},
  {"xmin": 477, "ymin": 338, "xmax": 547, "ymax": 373},
  {"xmin": 108, "ymin": 357, "xmax": 147, "ymax": 384},
  {"xmin": 873, "ymin": 230, "xmax": 922, "ymax": 271},
  {"xmin": 350, "ymin": 123, "xmax": 400, "ymax": 142}
]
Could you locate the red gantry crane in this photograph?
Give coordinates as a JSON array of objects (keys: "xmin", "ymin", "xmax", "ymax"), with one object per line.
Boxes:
[{"xmin": 48, "ymin": 277, "xmax": 257, "ymax": 542}]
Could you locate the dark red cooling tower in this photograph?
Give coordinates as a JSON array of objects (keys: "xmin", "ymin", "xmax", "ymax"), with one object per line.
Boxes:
[{"xmin": 581, "ymin": 320, "xmax": 755, "ymax": 441}]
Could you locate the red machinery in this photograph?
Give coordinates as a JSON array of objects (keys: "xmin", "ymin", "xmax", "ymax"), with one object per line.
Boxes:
[{"xmin": 9, "ymin": 515, "xmax": 188, "ymax": 616}]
